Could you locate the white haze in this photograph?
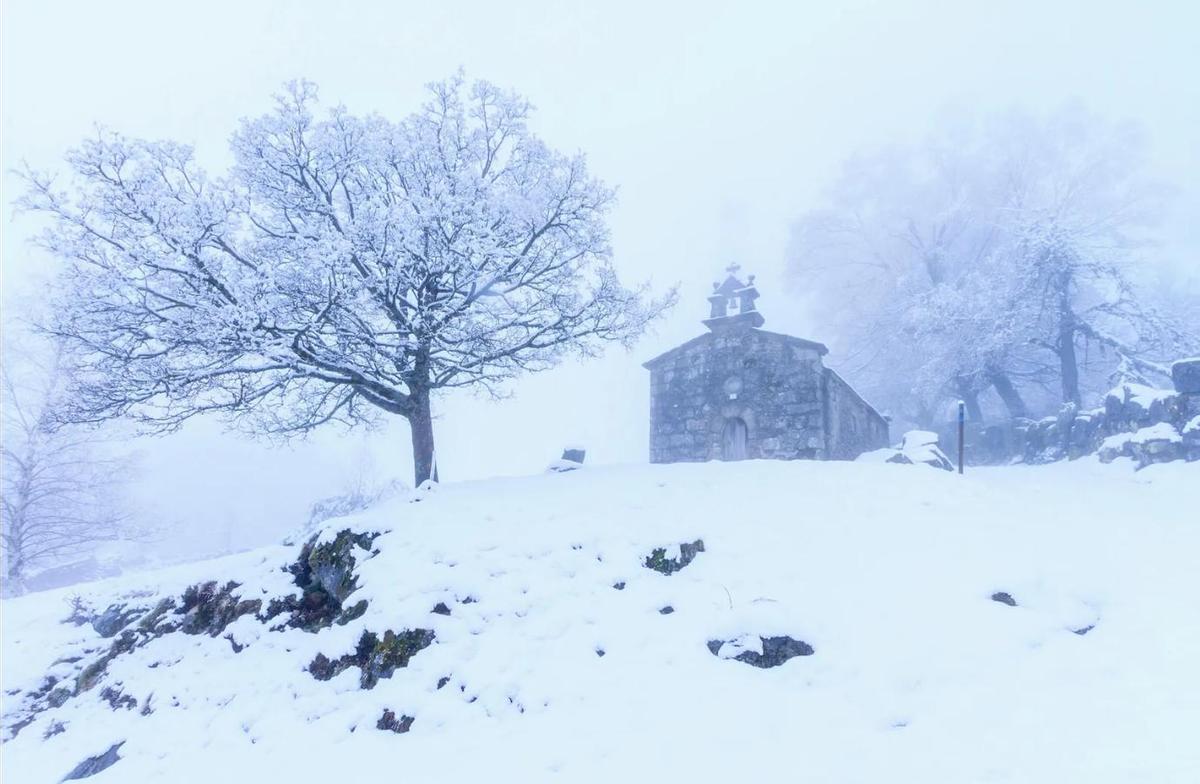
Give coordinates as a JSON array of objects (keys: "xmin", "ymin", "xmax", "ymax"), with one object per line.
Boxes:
[{"xmin": 2, "ymin": 0, "xmax": 1198, "ymax": 561}]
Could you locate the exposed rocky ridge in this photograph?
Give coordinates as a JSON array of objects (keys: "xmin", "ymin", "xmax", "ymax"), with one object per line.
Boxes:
[
  {"xmin": 3, "ymin": 516, "xmax": 809, "ymax": 781},
  {"xmin": 2, "ymin": 527, "xmax": 383, "ymax": 743}
]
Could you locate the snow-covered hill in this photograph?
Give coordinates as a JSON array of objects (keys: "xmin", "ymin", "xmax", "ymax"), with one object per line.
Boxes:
[{"xmin": 3, "ymin": 459, "xmax": 1198, "ymax": 783}]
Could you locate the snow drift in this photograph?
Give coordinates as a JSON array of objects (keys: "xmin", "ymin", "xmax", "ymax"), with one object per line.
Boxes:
[{"xmin": 2, "ymin": 459, "xmax": 1198, "ymax": 782}]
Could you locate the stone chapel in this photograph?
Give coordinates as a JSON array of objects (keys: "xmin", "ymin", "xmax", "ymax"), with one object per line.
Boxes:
[{"xmin": 643, "ymin": 265, "xmax": 889, "ymax": 463}]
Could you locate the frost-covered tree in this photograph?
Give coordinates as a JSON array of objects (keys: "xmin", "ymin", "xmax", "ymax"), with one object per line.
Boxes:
[
  {"xmin": 985, "ymin": 113, "xmax": 1193, "ymax": 405},
  {"xmin": 1, "ymin": 350, "xmax": 133, "ymax": 596},
  {"xmin": 788, "ymin": 137, "xmax": 1034, "ymax": 424},
  {"xmin": 788, "ymin": 106, "xmax": 1194, "ymax": 424},
  {"xmin": 19, "ymin": 76, "xmax": 673, "ymax": 484}
]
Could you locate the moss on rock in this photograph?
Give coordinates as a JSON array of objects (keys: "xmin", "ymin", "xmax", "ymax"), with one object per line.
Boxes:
[
  {"xmin": 137, "ymin": 598, "xmax": 178, "ymax": 634},
  {"xmin": 177, "ymin": 581, "xmax": 262, "ymax": 637},
  {"xmin": 643, "ymin": 539, "xmax": 705, "ymax": 575},
  {"xmin": 270, "ymin": 530, "xmax": 380, "ymax": 632},
  {"xmin": 75, "ymin": 631, "xmax": 138, "ymax": 695},
  {"xmin": 309, "ymin": 628, "xmax": 436, "ymax": 689},
  {"xmin": 298, "ymin": 530, "xmax": 379, "ymax": 603}
]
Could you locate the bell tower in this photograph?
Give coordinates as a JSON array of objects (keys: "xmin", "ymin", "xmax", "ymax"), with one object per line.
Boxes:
[{"xmin": 703, "ymin": 263, "xmax": 764, "ymax": 331}]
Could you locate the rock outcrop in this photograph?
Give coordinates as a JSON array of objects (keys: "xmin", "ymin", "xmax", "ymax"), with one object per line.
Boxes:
[
  {"xmin": 4, "ymin": 528, "xmax": 381, "ymax": 740},
  {"xmin": 61, "ymin": 742, "xmax": 124, "ymax": 781},
  {"xmin": 707, "ymin": 635, "xmax": 814, "ymax": 668},
  {"xmin": 309, "ymin": 628, "xmax": 436, "ymax": 689},
  {"xmin": 643, "ymin": 540, "xmax": 705, "ymax": 575}
]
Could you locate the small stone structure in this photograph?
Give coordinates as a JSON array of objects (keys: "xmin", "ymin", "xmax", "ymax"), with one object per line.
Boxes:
[{"xmin": 643, "ymin": 265, "xmax": 888, "ymax": 463}]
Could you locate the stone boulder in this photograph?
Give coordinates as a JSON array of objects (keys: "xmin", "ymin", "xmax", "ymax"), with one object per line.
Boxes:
[
  {"xmin": 643, "ymin": 540, "xmax": 705, "ymax": 575},
  {"xmin": 548, "ymin": 446, "xmax": 587, "ymax": 473},
  {"xmin": 62, "ymin": 742, "xmax": 123, "ymax": 781},
  {"xmin": 1172, "ymin": 358, "xmax": 1200, "ymax": 394},
  {"xmin": 858, "ymin": 430, "xmax": 953, "ymax": 470},
  {"xmin": 377, "ymin": 709, "xmax": 415, "ymax": 733},
  {"xmin": 707, "ymin": 635, "xmax": 814, "ymax": 668},
  {"xmin": 990, "ymin": 591, "xmax": 1018, "ymax": 607}
]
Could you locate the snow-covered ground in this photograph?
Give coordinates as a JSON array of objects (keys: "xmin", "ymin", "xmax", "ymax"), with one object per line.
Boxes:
[{"xmin": 2, "ymin": 458, "xmax": 1198, "ymax": 782}]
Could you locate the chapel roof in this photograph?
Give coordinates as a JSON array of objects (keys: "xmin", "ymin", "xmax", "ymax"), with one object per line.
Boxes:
[
  {"xmin": 642, "ymin": 264, "xmax": 829, "ymax": 369},
  {"xmin": 642, "ymin": 328, "xmax": 829, "ymax": 369}
]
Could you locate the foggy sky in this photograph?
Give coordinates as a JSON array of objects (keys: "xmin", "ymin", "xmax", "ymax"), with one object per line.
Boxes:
[{"xmin": 3, "ymin": 0, "xmax": 1197, "ymax": 558}]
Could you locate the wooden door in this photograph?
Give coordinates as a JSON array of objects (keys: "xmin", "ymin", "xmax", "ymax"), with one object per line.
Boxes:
[{"xmin": 722, "ymin": 417, "xmax": 748, "ymax": 461}]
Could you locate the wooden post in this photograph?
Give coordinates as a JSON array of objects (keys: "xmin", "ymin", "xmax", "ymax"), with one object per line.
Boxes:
[{"xmin": 957, "ymin": 400, "xmax": 965, "ymax": 475}]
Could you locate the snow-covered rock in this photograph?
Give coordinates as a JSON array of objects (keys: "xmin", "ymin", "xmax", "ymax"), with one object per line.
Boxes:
[
  {"xmin": 1098, "ymin": 422, "xmax": 1184, "ymax": 468},
  {"xmin": 858, "ymin": 430, "xmax": 954, "ymax": 470},
  {"xmin": 707, "ymin": 634, "xmax": 814, "ymax": 668},
  {"xmin": 3, "ymin": 459, "xmax": 1199, "ymax": 783},
  {"xmin": 1104, "ymin": 382, "xmax": 1180, "ymax": 429}
]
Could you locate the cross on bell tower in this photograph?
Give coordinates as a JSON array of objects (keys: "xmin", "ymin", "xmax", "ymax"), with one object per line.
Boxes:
[{"xmin": 703, "ymin": 263, "xmax": 764, "ymax": 331}]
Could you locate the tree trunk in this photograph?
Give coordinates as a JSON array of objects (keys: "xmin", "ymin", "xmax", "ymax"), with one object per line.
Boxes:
[
  {"xmin": 408, "ymin": 391, "xmax": 436, "ymax": 487},
  {"xmin": 1058, "ymin": 320, "xmax": 1082, "ymax": 407},
  {"xmin": 4, "ymin": 557, "xmax": 25, "ymax": 597},
  {"xmin": 1056, "ymin": 270, "xmax": 1082, "ymax": 406},
  {"xmin": 1060, "ymin": 331, "xmax": 1080, "ymax": 403},
  {"xmin": 988, "ymin": 371, "xmax": 1028, "ymax": 419},
  {"xmin": 955, "ymin": 377, "xmax": 983, "ymax": 421}
]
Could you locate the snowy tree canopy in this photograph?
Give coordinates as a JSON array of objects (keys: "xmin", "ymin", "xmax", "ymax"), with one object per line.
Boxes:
[
  {"xmin": 19, "ymin": 76, "xmax": 674, "ymax": 483},
  {"xmin": 788, "ymin": 106, "xmax": 1196, "ymax": 425}
]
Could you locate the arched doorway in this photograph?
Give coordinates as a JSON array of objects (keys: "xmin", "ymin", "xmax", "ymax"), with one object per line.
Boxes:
[{"xmin": 722, "ymin": 417, "xmax": 748, "ymax": 461}]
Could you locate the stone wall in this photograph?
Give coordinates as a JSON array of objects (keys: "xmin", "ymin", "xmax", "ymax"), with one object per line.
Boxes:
[
  {"xmin": 647, "ymin": 328, "xmax": 827, "ymax": 463},
  {"xmin": 937, "ymin": 358, "xmax": 1200, "ymax": 469},
  {"xmin": 825, "ymin": 369, "xmax": 891, "ymax": 460}
]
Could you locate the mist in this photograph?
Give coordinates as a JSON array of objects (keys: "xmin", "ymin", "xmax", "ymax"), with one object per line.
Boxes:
[{"xmin": 3, "ymin": 0, "xmax": 1198, "ymax": 569}]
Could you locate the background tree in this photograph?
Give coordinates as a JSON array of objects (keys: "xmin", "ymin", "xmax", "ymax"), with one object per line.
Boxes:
[
  {"xmin": 1, "ymin": 349, "xmax": 134, "ymax": 596},
  {"xmin": 787, "ymin": 138, "xmax": 1032, "ymax": 426},
  {"xmin": 19, "ymin": 76, "xmax": 674, "ymax": 484},
  {"xmin": 987, "ymin": 111, "xmax": 1193, "ymax": 404},
  {"xmin": 788, "ymin": 106, "xmax": 1194, "ymax": 427}
]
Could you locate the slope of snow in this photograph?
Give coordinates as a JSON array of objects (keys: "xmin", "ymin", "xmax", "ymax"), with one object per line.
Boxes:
[{"xmin": 3, "ymin": 459, "xmax": 1199, "ymax": 783}]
